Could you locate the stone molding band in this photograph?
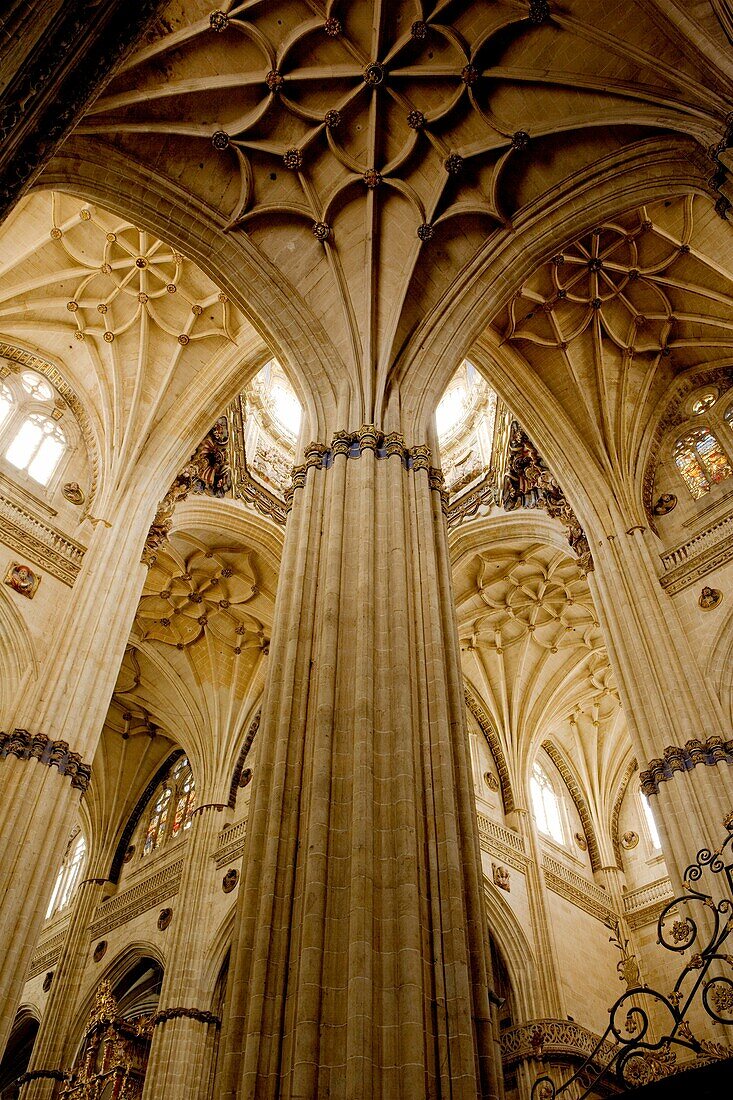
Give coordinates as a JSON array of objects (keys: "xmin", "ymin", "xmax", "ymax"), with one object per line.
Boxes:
[
  {"xmin": 285, "ymin": 426, "xmax": 448, "ymax": 511},
  {"xmin": 16, "ymin": 1069, "xmax": 66, "ymax": 1085},
  {"xmin": 190, "ymin": 802, "xmax": 227, "ymax": 817},
  {"xmin": 640, "ymin": 736, "xmax": 733, "ymax": 795},
  {"xmin": 0, "ymin": 729, "xmax": 92, "ymax": 791},
  {"xmin": 152, "ymin": 1007, "xmax": 221, "ymax": 1029}
]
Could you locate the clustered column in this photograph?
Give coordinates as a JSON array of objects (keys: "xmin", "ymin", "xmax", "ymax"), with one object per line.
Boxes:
[
  {"xmin": 587, "ymin": 517, "xmax": 733, "ymax": 885},
  {"xmin": 142, "ymin": 804, "xmax": 229, "ymax": 1100},
  {"xmin": 218, "ymin": 426, "xmax": 503, "ymax": 1100},
  {"xmin": 0, "ymin": 494, "xmax": 151, "ymax": 1053}
]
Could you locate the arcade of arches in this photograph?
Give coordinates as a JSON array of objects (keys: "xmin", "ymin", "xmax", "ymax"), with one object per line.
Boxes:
[{"xmin": 1, "ymin": 2, "xmax": 733, "ymax": 1098}]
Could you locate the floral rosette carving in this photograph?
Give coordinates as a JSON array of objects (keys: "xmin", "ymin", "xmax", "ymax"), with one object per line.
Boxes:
[{"xmin": 136, "ymin": 540, "xmax": 268, "ymax": 651}]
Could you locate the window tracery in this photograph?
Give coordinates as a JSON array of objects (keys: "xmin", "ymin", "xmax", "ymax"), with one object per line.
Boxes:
[
  {"xmin": 46, "ymin": 831, "xmax": 86, "ymax": 919},
  {"xmin": 530, "ymin": 762, "xmax": 565, "ymax": 846},
  {"xmin": 691, "ymin": 392, "xmax": 716, "ymax": 415},
  {"xmin": 0, "ymin": 367, "xmax": 69, "ymax": 487},
  {"xmin": 141, "ymin": 756, "xmax": 196, "ymax": 858},
  {"xmin": 673, "ymin": 428, "xmax": 732, "ymax": 499}
]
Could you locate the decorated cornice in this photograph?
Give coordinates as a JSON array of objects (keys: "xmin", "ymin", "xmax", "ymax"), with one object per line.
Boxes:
[
  {"xmin": 660, "ymin": 513, "xmax": 733, "ymax": 595},
  {"xmin": 501, "ymin": 422, "xmax": 593, "ymax": 573},
  {"xmin": 639, "ymin": 737, "xmax": 733, "ymax": 796},
  {"xmin": 285, "ymin": 428, "xmax": 447, "ymax": 510},
  {"xmin": 0, "ymin": 729, "xmax": 91, "ymax": 791},
  {"xmin": 152, "ymin": 1006, "xmax": 221, "ymax": 1029},
  {"xmin": 235, "ymin": 471, "xmax": 288, "ymax": 527},
  {"xmin": 0, "ymin": 491, "xmax": 86, "ymax": 587}
]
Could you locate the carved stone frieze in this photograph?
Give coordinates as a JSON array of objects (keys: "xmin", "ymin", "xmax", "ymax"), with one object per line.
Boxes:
[
  {"xmin": 142, "ymin": 416, "xmax": 232, "ymax": 567},
  {"xmin": 286, "ymin": 428, "xmax": 447, "ymax": 509},
  {"xmin": 501, "ymin": 1018, "xmax": 617, "ymax": 1069},
  {"xmin": 501, "ymin": 422, "xmax": 593, "ymax": 572},
  {"xmin": 640, "ymin": 737, "xmax": 733, "ymax": 795},
  {"xmin": 0, "ymin": 729, "xmax": 91, "ymax": 791},
  {"xmin": 152, "ymin": 1006, "xmax": 221, "ymax": 1029}
]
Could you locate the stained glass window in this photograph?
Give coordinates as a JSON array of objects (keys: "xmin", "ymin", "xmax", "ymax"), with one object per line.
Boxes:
[
  {"xmin": 530, "ymin": 762, "xmax": 564, "ymax": 845},
  {"xmin": 691, "ymin": 392, "xmax": 716, "ymax": 415},
  {"xmin": 674, "ymin": 429, "xmax": 732, "ymax": 499},
  {"xmin": 140, "ymin": 756, "xmax": 195, "ymax": 858},
  {"xmin": 725, "ymin": 404, "xmax": 733, "ymax": 431},
  {"xmin": 143, "ymin": 787, "xmax": 171, "ymax": 856},
  {"xmin": 172, "ymin": 771, "xmax": 196, "ymax": 836}
]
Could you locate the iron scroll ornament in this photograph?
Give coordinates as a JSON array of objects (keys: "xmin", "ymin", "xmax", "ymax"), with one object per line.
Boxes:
[{"xmin": 532, "ymin": 814, "xmax": 733, "ymax": 1098}]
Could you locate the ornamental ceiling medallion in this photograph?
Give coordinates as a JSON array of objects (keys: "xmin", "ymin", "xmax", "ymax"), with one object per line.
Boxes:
[
  {"xmin": 78, "ymin": 0, "xmax": 732, "ymax": 386},
  {"xmin": 136, "ymin": 536, "xmax": 271, "ymax": 650}
]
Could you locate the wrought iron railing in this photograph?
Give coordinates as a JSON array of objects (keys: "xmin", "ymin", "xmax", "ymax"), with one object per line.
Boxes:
[{"xmin": 532, "ymin": 814, "xmax": 733, "ymax": 1097}]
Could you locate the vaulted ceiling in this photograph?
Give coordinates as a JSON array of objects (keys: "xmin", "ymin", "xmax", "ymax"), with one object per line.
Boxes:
[{"xmin": 57, "ymin": 0, "xmax": 733, "ymax": 427}]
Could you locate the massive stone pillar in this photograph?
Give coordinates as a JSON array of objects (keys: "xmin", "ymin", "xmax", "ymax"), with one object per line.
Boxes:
[
  {"xmin": 0, "ymin": 495, "xmax": 150, "ymax": 1054},
  {"xmin": 19, "ymin": 876, "xmax": 110, "ymax": 1099},
  {"xmin": 587, "ymin": 516, "xmax": 732, "ymax": 884},
  {"xmin": 218, "ymin": 428, "xmax": 502, "ymax": 1100},
  {"xmin": 142, "ymin": 806, "xmax": 227, "ymax": 1100}
]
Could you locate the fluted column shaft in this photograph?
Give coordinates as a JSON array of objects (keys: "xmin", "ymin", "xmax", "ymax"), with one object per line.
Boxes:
[
  {"xmin": 142, "ymin": 807, "xmax": 226, "ymax": 1100},
  {"xmin": 219, "ymin": 432, "xmax": 502, "ymax": 1100},
  {"xmin": 0, "ymin": 496, "xmax": 150, "ymax": 1054},
  {"xmin": 588, "ymin": 522, "xmax": 732, "ymax": 885},
  {"xmin": 20, "ymin": 878, "xmax": 110, "ymax": 1099}
]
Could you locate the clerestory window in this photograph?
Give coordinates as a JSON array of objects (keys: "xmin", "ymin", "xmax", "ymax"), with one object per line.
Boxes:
[
  {"xmin": 46, "ymin": 832, "xmax": 86, "ymax": 919},
  {"xmin": 530, "ymin": 762, "xmax": 565, "ymax": 845},
  {"xmin": 141, "ymin": 756, "xmax": 196, "ymax": 858}
]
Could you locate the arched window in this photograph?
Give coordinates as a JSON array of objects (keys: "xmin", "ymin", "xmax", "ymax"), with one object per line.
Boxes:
[
  {"xmin": 691, "ymin": 391, "xmax": 716, "ymax": 415},
  {"xmin": 143, "ymin": 786, "xmax": 171, "ymax": 856},
  {"xmin": 640, "ymin": 793, "xmax": 661, "ymax": 850},
  {"xmin": 0, "ymin": 382, "xmax": 14, "ymax": 430},
  {"xmin": 141, "ymin": 755, "xmax": 196, "ymax": 858},
  {"xmin": 171, "ymin": 756, "xmax": 196, "ymax": 837},
  {"xmin": 674, "ymin": 428, "xmax": 733, "ymax": 499},
  {"xmin": 530, "ymin": 762, "xmax": 564, "ymax": 845},
  {"xmin": 6, "ymin": 413, "xmax": 66, "ymax": 485},
  {"xmin": 46, "ymin": 832, "xmax": 86, "ymax": 919}
]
